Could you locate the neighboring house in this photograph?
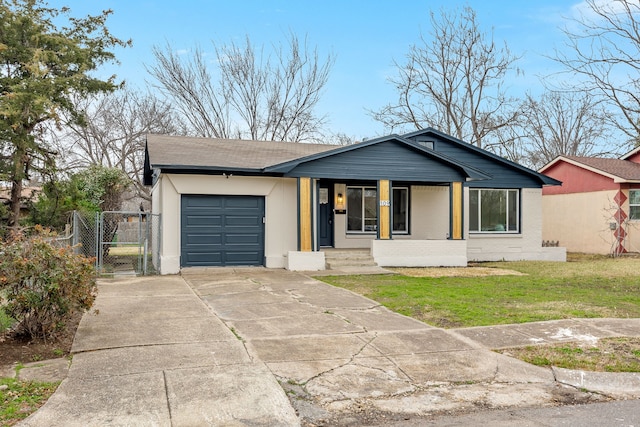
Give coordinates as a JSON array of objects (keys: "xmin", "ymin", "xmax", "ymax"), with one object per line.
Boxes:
[
  {"xmin": 540, "ymin": 149, "xmax": 640, "ymax": 255},
  {"xmin": 0, "ymin": 184, "xmax": 41, "ymax": 219},
  {"xmin": 144, "ymin": 129, "xmax": 564, "ymax": 274}
]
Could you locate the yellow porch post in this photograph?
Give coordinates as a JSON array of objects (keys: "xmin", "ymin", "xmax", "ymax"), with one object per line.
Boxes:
[
  {"xmin": 298, "ymin": 177, "xmax": 313, "ymax": 251},
  {"xmin": 451, "ymin": 181, "xmax": 463, "ymax": 240},
  {"xmin": 378, "ymin": 179, "xmax": 391, "ymax": 240}
]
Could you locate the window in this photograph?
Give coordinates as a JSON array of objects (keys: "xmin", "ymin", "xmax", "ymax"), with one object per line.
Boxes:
[
  {"xmin": 469, "ymin": 189, "xmax": 519, "ymax": 233},
  {"xmin": 393, "ymin": 187, "xmax": 408, "ymax": 233},
  {"xmin": 347, "ymin": 187, "xmax": 377, "ymax": 232},
  {"xmin": 347, "ymin": 186, "xmax": 410, "ymax": 233},
  {"xmin": 630, "ymin": 190, "xmax": 640, "ymax": 220}
]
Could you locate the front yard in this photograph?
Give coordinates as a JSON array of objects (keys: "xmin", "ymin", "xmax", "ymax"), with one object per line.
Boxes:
[
  {"xmin": 318, "ymin": 253, "xmax": 640, "ymax": 328},
  {"xmin": 318, "ymin": 253, "xmax": 640, "ymax": 373}
]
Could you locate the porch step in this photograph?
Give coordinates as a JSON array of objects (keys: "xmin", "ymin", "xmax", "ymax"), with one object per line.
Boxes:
[{"xmin": 323, "ymin": 249, "xmax": 377, "ymax": 269}]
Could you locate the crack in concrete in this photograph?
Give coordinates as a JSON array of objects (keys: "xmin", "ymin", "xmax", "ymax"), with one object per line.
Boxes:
[
  {"xmin": 301, "ymin": 333, "xmax": 380, "ymax": 387},
  {"xmin": 162, "ymin": 370, "xmax": 174, "ymax": 426}
]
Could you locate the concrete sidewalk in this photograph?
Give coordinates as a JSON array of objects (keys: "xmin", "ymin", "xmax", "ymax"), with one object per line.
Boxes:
[
  {"xmin": 20, "ymin": 275, "xmax": 298, "ymax": 427},
  {"xmin": 19, "ymin": 268, "xmax": 640, "ymax": 426}
]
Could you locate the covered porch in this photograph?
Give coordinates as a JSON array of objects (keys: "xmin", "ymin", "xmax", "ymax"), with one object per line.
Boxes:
[{"xmin": 286, "ymin": 177, "xmax": 470, "ymax": 271}]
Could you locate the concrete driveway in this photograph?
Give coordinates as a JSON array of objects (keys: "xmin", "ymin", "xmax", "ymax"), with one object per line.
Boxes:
[{"xmin": 19, "ymin": 268, "xmax": 640, "ymax": 426}]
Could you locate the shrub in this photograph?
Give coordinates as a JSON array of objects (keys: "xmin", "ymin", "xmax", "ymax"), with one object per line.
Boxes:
[{"xmin": 0, "ymin": 228, "xmax": 97, "ymax": 340}]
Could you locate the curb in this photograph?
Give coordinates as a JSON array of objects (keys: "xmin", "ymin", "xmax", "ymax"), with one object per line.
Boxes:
[{"xmin": 552, "ymin": 366, "xmax": 640, "ymax": 398}]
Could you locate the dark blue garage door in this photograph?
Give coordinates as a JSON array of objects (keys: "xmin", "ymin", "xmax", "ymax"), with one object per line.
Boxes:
[{"xmin": 181, "ymin": 195, "xmax": 265, "ymax": 267}]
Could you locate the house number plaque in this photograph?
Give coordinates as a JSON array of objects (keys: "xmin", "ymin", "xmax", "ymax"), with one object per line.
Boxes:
[{"xmin": 380, "ymin": 200, "xmax": 390, "ymax": 206}]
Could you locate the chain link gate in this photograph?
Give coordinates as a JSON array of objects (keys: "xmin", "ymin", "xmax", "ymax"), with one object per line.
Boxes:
[{"xmin": 72, "ymin": 210, "xmax": 161, "ymax": 276}]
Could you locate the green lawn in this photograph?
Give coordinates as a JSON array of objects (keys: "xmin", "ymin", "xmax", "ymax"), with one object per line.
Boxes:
[
  {"xmin": 0, "ymin": 378, "xmax": 58, "ymax": 426},
  {"xmin": 318, "ymin": 254, "xmax": 640, "ymax": 328},
  {"xmin": 0, "ymin": 307, "xmax": 14, "ymax": 334}
]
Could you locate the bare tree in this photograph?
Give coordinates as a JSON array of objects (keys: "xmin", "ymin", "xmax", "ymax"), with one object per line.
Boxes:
[
  {"xmin": 373, "ymin": 6, "xmax": 521, "ymax": 150},
  {"xmin": 556, "ymin": 0, "xmax": 640, "ymax": 146},
  {"xmin": 148, "ymin": 34, "xmax": 334, "ymax": 143},
  {"xmin": 52, "ymin": 89, "xmax": 183, "ymax": 201},
  {"xmin": 519, "ymin": 91, "xmax": 613, "ymax": 169}
]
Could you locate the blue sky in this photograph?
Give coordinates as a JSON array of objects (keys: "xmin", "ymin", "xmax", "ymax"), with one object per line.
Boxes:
[{"xmin": 55, "ymin": 1, "xmax": 584, "ymax": 140}]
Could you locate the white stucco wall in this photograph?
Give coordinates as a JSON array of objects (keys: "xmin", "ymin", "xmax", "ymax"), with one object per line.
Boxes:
[
  {"xmin": 467, "ymin": 188, "xmax": 565, "ymax": 261},
  {"xmin": 542, "ymin": 189, "xmax": 640, "ymax": 254},
  {"xmin": 410, "ymin": 185, "xmax": 450, "ymax": 239},
  {"xmin": 333, "ymin": 184, "xmax": 450, "ymax": 248},
  {"xmin": 156, "ymin": 174, "xmax": 298, "ymax": 274},
  {"xmin": 372, "ymin": 239, "xmax": 467, "ymax": 267}
]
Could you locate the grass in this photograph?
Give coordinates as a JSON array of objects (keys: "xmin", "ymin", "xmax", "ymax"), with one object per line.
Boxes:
[
  {"xmin": 0, "ymin": 309, "xmax": 14, "ymax": 334},
  {"xmin": 498, "ymin": 337, "xmax": 640, "ymax": 372},
  {"xmin": 0, "ymin": 378, "xmax": 59, "ymax": 426},
  {"xmin": 317, "ymin": 253, "xmax": 640, "ymax": 328}
]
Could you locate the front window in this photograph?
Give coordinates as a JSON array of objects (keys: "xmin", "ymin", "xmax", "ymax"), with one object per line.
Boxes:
[
  {"xmin": 393, "ymin": 187, "xmax": 408, "ymax": 233},
  {"xmin": 347, "ymin": 187, "xmax": 378, "ymax": 232},
  {"xmin": 469, "ymin": 189, "xmax": 519, "ymax": 233},
  {"xmin": 630, "ymin": 190, "xmax": 640, "ymax": 220},
  {"xmin": 347, "ymin": 186, "xmax": 410, "ymax": 233}
]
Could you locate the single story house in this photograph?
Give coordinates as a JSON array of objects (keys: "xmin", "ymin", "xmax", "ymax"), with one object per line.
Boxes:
[
  {"xmin": 144, "ymin": 129, "xmax": 565, "ymax": 274},
  {"xmin": 540, "ymin": 148, "xmax": 640, "ymax": 254}
]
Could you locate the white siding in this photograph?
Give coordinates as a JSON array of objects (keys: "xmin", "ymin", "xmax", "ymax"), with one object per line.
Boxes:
[
  {"xmin": 467, "ymin": 188, "xmax": 563, "ymax": 261},
  {"xmin": 157, "ymin": 174, "xmax": 298, "ymax": 274}
]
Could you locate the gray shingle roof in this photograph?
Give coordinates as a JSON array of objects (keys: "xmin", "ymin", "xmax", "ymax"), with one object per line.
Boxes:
[
  {"xmin": 565, "ymin": 156, "xmax": 640, "ymax": 181},
  {"xmin": 146, "ymin": 134, "xmax": 338, "ymax": 170}
]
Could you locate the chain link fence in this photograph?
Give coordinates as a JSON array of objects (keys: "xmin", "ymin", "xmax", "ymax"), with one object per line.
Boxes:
[{"xmin": 71, "ymin": 210, "xmax": 160, "ymax": 276}]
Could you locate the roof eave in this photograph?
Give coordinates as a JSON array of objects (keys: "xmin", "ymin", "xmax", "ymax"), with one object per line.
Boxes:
[
  {"xmin": 406, "ymin": 128, "xmax": 559, "ymax": 186},
  {"xmin": 152, "ymin": 164, "xmax": 266, "ymax": 174},
  {"xmin": 613, "ymin": 178, "xmax": 640, "ymax": 183}
]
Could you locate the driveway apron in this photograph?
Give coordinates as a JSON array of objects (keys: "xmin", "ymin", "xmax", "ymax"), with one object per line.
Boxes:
[{"xmin": 180, "ymin": 268, "xmax": 573, "ymax": 421}]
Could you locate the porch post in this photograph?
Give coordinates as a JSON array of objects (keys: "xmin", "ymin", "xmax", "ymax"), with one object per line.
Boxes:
[
  {"xmin": 298, "ymin": 177, "xmax": 313, "ymax": 251},
  {"xmin": 378, "ymin": 179, "xmax": 391, "ymax": 240},
  {"xmin": 451, "ymin": 181, "xmax": 463, "ymax": 240}
]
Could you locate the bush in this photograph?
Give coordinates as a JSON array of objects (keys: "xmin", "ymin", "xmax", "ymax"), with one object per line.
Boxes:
[{"xmin": 0, "ymin": 228, "xmax": 97, "ymax": 340}]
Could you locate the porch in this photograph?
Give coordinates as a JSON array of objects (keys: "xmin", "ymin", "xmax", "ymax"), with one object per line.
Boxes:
[{"xmin": 286, "ymin": 239, "xmax": 468, "ymax": 271}]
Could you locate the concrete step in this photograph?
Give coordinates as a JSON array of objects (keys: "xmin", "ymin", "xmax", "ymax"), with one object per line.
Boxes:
[{"xmin": 323, "ymin": 249, "xmax": 377, "ymax": 269}]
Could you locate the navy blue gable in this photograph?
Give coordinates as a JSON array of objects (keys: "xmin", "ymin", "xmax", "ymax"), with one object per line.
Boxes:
[
  {"xmin": 276, "ymin": 139, "xmax": 472, "ymax": 182},
  {"xmin": 404, "ymin": 128, "xmax": 561, "ymax": 188}
]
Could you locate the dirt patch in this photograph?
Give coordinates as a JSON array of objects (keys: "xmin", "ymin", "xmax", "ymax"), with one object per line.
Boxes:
[
  {"xmin": 0, "ymin": 311, "xmax": 82, "ymax": 371},
  {"xmin": 390, "ymin": 266, "xmax": 527, "ymax": 278}
]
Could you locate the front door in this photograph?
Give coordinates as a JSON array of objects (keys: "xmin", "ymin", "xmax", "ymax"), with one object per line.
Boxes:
[{"xmin": 319, "ymin": 186, "xmax": 334, "ymax": 247}]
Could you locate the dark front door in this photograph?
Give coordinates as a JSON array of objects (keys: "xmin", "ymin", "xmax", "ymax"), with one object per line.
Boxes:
[{"xmin": 319, "ymin": 186, "xmax": 334, "ymax": 247}]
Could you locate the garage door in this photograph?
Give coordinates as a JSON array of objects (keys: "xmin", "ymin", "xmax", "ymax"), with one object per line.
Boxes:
[{"xmin": 181, "ymin": 195, "xmax": 265, "ymax": 267}]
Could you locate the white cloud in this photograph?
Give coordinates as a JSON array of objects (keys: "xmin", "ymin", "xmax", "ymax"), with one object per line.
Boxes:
[{"xmin": 570, "ymin": 0, "xmax": 640, "ymax": 20}]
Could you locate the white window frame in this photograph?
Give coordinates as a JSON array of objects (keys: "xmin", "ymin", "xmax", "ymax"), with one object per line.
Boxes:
[
  {"xmin": 630, "ymin": 189, "xmax": 640, "ymax": 221},
  {"xmin": 469, "ymin": 188, "xmax": 520, "ymax": 233}
]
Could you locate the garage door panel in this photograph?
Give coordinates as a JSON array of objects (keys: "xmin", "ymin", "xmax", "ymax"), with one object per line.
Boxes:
[
  {"xmin": 185, "ymin": 196, "xmax": 224, "ymax": 208},
  {"xmin": 185, "ymin": 215, "xmax": 222, "ymax": 226},
  {"xmin": 225, "ymin": 216, "xmax": 262, "ymax": 227},
  {"xmin": 225, "ymin": 233, "xmax": 261, "ymax": 244},
  {"xmin": 224, "ymin": 251, "xmax": 262, "ymax": 264},
  {"xmin": 184, "ymin": 252, "xmax": 224, "ymax": 265},
  {"xmin": 181, "ymin": 195, "xmax": 265, "ymax": 267},
  {"xmin": 224, "ymin": 197, "xmax": 261, "ymax": 208},
  {"xmin": 187, "ymin": 233, "xmax": 222, "ymax": 245}
]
